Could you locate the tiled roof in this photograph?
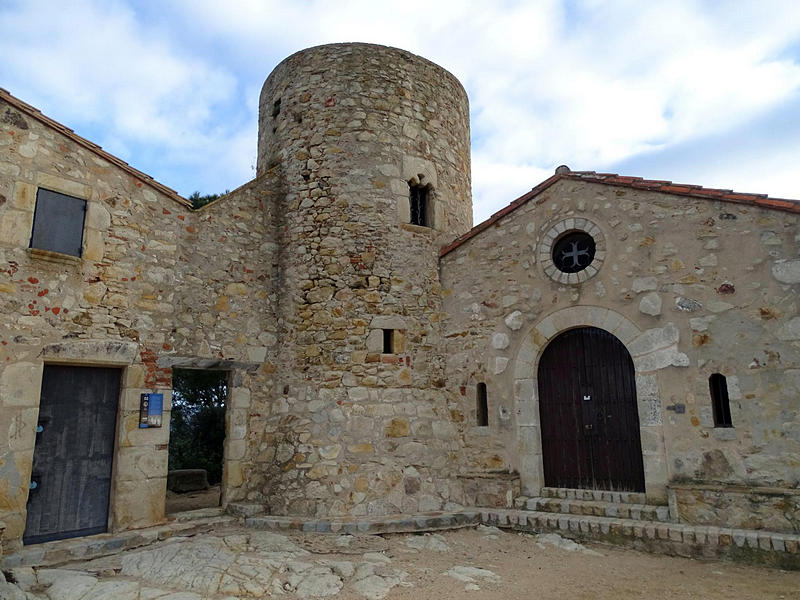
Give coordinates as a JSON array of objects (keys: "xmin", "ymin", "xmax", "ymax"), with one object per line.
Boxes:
[
  {"xmin": 0, "ymin": 88, "xmax": 192, "ymax": 208},
  {"xmin": 440, "ymin": 168, "xmax": 800, "ymax": 257}
]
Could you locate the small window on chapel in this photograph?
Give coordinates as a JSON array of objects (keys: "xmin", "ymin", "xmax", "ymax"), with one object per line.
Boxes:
[
  {"xmin": 709, "ymin": 373, "xmax": 733, "ymax": 428},
  {"xmin": 476, "ymin": 383, "xmax": 488, "ymax": 427},
  {"xmin": 409, "ymin": 183, "xmax": 429, "ymax": 227},
  {"xmin": 30, "ymin": 188, "xmax": 86, "ymax": 257},
  {"xmin": 383, "ymin": 329, "xmax": 395, "ymax": 354}
]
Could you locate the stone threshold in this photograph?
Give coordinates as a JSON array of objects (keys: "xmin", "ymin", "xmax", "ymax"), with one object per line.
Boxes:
[
  {"xmin": 537, "ymin": 487, "xmax": 648, "ymax": 504},
  {"xmin": 1, "ymin": 508, "xmax": 236, "ymax": 570}
]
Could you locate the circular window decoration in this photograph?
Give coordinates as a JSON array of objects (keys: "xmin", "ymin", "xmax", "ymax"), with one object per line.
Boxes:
[
  {"xmin": 552, "ymin": 231, "xmax": 596, "ymax": 273},
  {"xmin": 539, "ymin": 218, "xmax": 605, "ymax": 284}
]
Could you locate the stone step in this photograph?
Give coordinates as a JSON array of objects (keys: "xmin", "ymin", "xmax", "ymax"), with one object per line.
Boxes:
[
  {"xmin": 4, "ymin": 508, "xmax": 798, "ymax": 572},
  {"xmin": 540, "ymin": 487, "xmax": 647, "ymax": 504},
  {"xmin": 0, "ymin": 514, "xmax": 238, "ymax": 569},
  {"xmin": 524, "ymin": 497, "xmax": 674, "ymax": 523},
  {"xmin": 481, "ymin": 508, "xmax": 800, "ymax": 569},
  {"xmin": 244, "ymin": 509, "xmax": 800, "ymax": 569},
  {"xmin": 245, "ymin": 510, "xmax": 479, "ymax": 535}
]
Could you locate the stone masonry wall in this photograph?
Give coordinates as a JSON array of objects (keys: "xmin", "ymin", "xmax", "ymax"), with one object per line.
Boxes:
[
  {"xmin": 441, "ymin": 177, "xmax": 800, "ymax": 519},
  {"xmin": 252, "ymin": 43, "xmax": 473, "ymax": 517},
  {"xmin": 0, "ymin": 96, "xmax": 276, "ymax": 552},
  {"xmin": 171, "ymin": 175, "xmax": 280, "ymax": 505}
]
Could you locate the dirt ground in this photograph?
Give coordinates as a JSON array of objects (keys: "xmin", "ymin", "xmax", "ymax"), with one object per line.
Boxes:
[
  {"xmin": 164, "ymin": 484, "xmax": 221, "ymax": 514},
  {"xmin": 366, "ymin": 527, "xmax": 800, "ymax": 600}
]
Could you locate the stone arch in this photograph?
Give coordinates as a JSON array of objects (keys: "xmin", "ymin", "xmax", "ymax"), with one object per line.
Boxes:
[{"xmin": 513, "ymin": 306, "xmax": 671, "ymax": 503}]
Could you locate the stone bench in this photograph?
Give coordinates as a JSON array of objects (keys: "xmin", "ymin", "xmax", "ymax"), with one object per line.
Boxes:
[{"xmin": 167, "ymin": 469, "xmax": 209, "ymax": 493}]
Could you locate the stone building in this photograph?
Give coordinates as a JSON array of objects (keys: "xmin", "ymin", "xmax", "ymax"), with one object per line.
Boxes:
[{"xmin": 0, "ymin": 42, "xmax": 798, "ymax": 556}]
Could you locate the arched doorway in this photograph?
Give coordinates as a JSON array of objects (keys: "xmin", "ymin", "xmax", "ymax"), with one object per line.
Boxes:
[{"xmin": 537, "ymin": 326, "xmax": 645, "ymax": 492}]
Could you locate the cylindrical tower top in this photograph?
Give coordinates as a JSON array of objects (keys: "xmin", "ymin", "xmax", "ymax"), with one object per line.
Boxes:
[{"xmin": 257, "ymin": 42, "xmax": 472, "ymax": 236}]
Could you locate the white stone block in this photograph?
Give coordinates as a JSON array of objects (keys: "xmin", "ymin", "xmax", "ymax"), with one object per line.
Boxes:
[
  {"xmin": 772, "ymin": 259, "xmax": 800, "ymax": 283},
  {"xmin": 504, "ymin": 310, "xmax": 524, "ymax": 331},
  {"xmin": 492, "ymin": 332, "xmax": 510, "ymax": 350},
  {"xmin": 493, "ymin": 357, "xmax": 509, "ymax": 374},
  {"xmin": 777, "ymin": 317, "xmax": 800, "ymax": 340},
  {"xmin": 628, "ymin": 322, "xmax": 679, "ymax": 356},
  {"xmin": 632, "ymin": 277, "xmax": 658, "ymax": 293},
  {"xmin": 638, "ymin": 292, "xmax": 662, "ymax": 316},
  {"xmin": 0, "ymin": 363, "xmax": 43, "ymax": 407}
]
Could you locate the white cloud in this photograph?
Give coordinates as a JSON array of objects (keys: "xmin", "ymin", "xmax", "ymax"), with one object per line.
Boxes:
[
  {"xmin": 0, "ymin": 0, "xmax": 238, "ymax": 148},
  {"xmin": 1, "ymin": 0, "xmax": 799, "ymax": 216}
]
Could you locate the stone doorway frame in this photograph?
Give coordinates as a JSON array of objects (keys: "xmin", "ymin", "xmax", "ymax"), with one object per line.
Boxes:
[
  {"xmin": 157, "ymin": 357, "xmax": 254, "ymax": 509},
  {"xmin": 513, "ymin": 307, "xmax": 671, "ymax": 503},
  {"xmin": 39, "ymin": 341, "xmax": 141, "ymax": 538}
]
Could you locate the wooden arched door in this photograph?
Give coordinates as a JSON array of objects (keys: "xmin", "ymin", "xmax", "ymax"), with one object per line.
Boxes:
[{"xmin": 537, "ymin": 327, "xmax": 645, "ymax": 492}]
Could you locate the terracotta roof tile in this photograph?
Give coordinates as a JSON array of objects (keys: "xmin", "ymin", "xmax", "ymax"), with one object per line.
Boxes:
[
  {"xmin": 0, "ymin": 88, "xmax": 192, "ymax": 208},
  {"xmin": 441, "ymin": 168, "xmax": 800, "ymax": 257}
]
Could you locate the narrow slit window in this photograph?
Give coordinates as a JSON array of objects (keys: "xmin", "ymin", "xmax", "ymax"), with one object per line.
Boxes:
[
  {"xmin": 383, "ymin": 329, "xmax": 394, "ymax": 354},
  {"xmin": 409, "ymin": 184, "xmax": 428, "ymax": 227},
  {"xmin": 709, "ymin": 373, "xmax": 733, "ymax": 427},
  {"xmin": 476, "ymin": 383, "xmax": 488, "ymax": 427}
]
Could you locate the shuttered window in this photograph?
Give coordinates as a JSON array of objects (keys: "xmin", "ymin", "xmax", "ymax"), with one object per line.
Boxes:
[{"xmin": 30, "ymin": 188, "xmax": 86, "ymax": 257}]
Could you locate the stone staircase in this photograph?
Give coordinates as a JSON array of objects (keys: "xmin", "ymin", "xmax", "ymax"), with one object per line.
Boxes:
[
  {"xmin": 517, "ymin": 487, "xmax": 674, "ymax": 524},
  {"xmin": 4, "ymin": 498, "xmax": 798, "ymax": 571},
  {"xmin": 239, "ymin": 488, "xmax": 800, "ymax": 569}
]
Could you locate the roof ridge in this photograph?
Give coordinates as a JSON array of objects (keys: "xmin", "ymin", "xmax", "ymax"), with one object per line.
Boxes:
[
  {"xmin": 0, "ymin": 88, "xmax": 192, "ymax": 208},
  {"xmin": 567, "ymin": 170, "xmax": 783, "ymax": 202},
  {"xmin": 440, "ymin": 167, "xmax": 800, "ymax": 258}
]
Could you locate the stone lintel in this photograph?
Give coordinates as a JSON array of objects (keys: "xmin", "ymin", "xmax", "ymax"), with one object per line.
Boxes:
[
  {"xmin": 157, "ymin": 356, "xmax": 260, "ymax": 371},
  {"xmin": 41, "ymin": 339, "xmax": 138, "ymax": 365}
]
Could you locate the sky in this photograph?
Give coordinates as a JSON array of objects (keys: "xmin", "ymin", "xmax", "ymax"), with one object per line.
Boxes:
[{"xmin": 1, "ymin": 0, "xmax": 799, "ymax": 224}]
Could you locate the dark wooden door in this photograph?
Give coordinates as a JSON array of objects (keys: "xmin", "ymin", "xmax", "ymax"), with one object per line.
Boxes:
[
  {"xmin": 24, "ymin": 365, "xmax": 120, "ymax": 544},
  {"xmin": 538, "ymin": 327, "xmax": 645, "ymax": 492}
]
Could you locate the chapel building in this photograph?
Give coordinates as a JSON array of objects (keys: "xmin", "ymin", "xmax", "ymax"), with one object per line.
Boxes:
[{"xmin": 0, "ymin": 43, "xmax": 798, "ymax": 560}]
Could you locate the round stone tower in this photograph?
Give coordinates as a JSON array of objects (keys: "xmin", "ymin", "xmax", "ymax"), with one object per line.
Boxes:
[{"xmin": 253, "ymin": 43, "xmax": 472, "ymax": 517}]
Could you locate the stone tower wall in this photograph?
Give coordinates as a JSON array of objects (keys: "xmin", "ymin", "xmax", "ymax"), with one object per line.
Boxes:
[{"xmin": 250, "ymin": 43, "xmax": 473, "ymax": 517}]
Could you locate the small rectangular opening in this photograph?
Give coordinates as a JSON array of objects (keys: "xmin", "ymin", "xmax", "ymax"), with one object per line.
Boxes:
[
  {"xmin": 709, "ymin": 373, "xmax": 733, "ymax": 427},
  {"xmin": 409, "ymin": 184, "xmax": 428, "ymax": 227},
  {"xmin": 167, "ymin": 369, "xmax": 228, "ymax": 514},
  {"xmin": 476, "ymin": 382, "xmax": 488, "ymax": 427},
  {"xmin": 383, "ymin": 329, "xmax": 394, "ymax": 354}
]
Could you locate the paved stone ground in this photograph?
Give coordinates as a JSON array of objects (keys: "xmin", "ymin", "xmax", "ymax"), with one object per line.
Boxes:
[{"xmin": 2, "ymin": 525, "xmax": 799, "ymax": 599}]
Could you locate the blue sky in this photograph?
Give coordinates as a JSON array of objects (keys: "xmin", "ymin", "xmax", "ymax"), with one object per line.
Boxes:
[{"xmin": 1, "ymin": 0, "xmax": 799, "ymax": 223}]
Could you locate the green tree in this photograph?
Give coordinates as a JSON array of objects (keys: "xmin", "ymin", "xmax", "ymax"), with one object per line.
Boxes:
[
  {"xmin": 188, "ymin": 190, "xmax": 230, "ymax": 209},
  {"xmin": 168, "ymin": 369, "xmax": 227, "ymax": 485}
]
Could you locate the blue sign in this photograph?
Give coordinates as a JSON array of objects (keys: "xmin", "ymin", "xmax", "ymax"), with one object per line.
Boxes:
[{"xmin": 139, "ymin": 393, "xmax": 164, "ymax": 428}]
